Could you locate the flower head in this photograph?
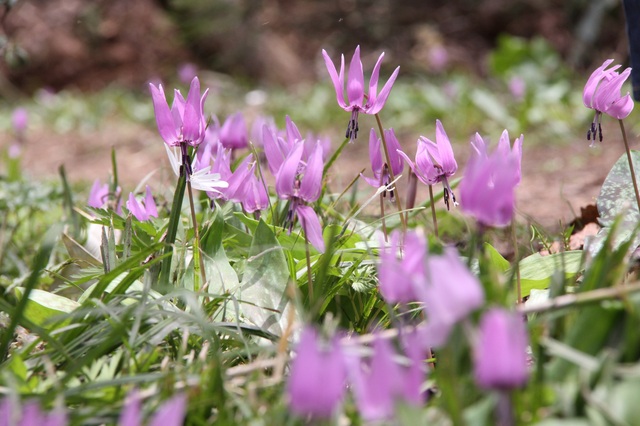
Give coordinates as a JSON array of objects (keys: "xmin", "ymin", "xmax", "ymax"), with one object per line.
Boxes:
[
  {"xmin": 474, "ymin": 308, "xmax": 529, "ymax": 390},
  {"xmin": 219, "ymin": 112, "xmax": 248, "ymax": 150},
  {"xmin": 149, "ymin": 76, "xmax": 209, "ymax": 147},
  {"xmin": 88, "ymin": 179, "xmax": 110, "ymax": 209},
  {"xmin": 583, "ymin": 59, "xmax": 634, "ymax": 143},
  {"xmin": 377, "ymin": 230, "xmax": 425, "ymax": 304},
  {"xmin": 322, "ymin": 45, "xmax": 400, "ymax": 141},
  {"xmin": 398, "ymin": 120, "xmax": 458, "ymax": 209},
  {"xmin": 417, "ymin": 246, "xmax": 485, "ymax": 347},
  {"xmin": 165, "ymin": 145, "xmax": 229, "ymax": 193},
  {"xmin": 361, "ymin": 128, "xmax": 404, "ymax": 201},
  {"xmin": 126, "ymin": 186, "xmax": 158, "ymax": 221},
  {"xmin": 288, "ymin": 327, "xmax": 347, "ymax": 418},
  {"xmin": 461, "ymin": 138, "xmax": 519, "ymax": 228}
]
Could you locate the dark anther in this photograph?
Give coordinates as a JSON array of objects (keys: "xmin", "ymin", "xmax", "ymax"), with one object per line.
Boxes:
[
  {"xmin": 345, "ymin": 119, "xmax": 359, "ymax": 140},
  {"xmin": 443, "ymin": 187, "xmax": 451, "ymax": 211},
  {"xmin": 598, "ymin": 122, "xmax": 603, "ymax": 142}
]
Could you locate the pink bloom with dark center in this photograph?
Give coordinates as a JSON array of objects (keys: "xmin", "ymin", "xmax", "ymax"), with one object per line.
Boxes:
[{"xmin": 361, "ymin": 128, "xmax": 404, "ymax": 201}]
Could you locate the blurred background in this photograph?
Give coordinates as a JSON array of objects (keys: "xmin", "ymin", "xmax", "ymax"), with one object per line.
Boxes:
[{"xmin": 0, "ymin": 0, "xmax": 635, "ymax": 227}]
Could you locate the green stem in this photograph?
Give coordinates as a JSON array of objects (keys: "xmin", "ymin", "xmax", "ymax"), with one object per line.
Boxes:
[
  {"xmin": 512, "ymin": 219, "xmax": 522, "ymax": 304},
  {"xmin": 187, "ymin": 179, "xmax": 207, "ymax": 292},
  {"xmin": 159, "ymin": 172, "xmax": 186, "ymax": 293},
  {"xmin": 375, "ymin": 114, "xmax": 407, "ymax": 233},
  {"xmin": 428, "ymin": 185, "xmax": 439, "ymax": 238},
  {"xmin": 379, "ymin": 192, "xmax": 388, "ymax": 242},
  {"xmin": 619, "ymin": 119, "xmax": 640, "ymax": 215},
  {"xmin": 304, "ymin": 233, "xmax": 314, "ymax": 302}
]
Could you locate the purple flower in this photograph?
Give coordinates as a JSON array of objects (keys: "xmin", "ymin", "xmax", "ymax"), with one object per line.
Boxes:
[
  {"xmin": 377, "ymin": 230, "xmax": 425, "ymax": 304},
  {"xmin": 322, "ymin": 45, "xmax": 400, "ymax": 141},
  {"xmin": 11, "ymin": 107, "xmax": 28, "ymax": 134},
  {"xmin": 508, "ymin": 76, "xmax": 526, "ymax": 101},
  {"xmin": 223, "ymin": 154, "xmax": 269, "ymax": 214},
  {"xmin": 583, "ymin": 59, "xmax": 634, "ymax": 143},
  {"xmin": 177, "ymin": 62, "xmax": 198, "ymax": 84},
  {"xmin": 276, "ymin": 140, "xmax": 325, "ymax": 252},
  {"xmin": 120, "ymin": 390, "xmax": 187, "ymax": 426},
  {"xmin": 126, "ymin": 186, "xmax": 158, "ymax": 221},
  {"xmin": 398, "ymin": 120, "xmax": 458, "ymax": 209},
  {"xmin": 288, "ymin": 327, "xmax": 347, "ymax": 418},
  {"xmin": 0, "ymin": 397, "xmax": 66, "ymax": 426},
  {"xmin": 165, "ymin": 145, "xmax": 229, "ymax": 193},
  {"xmin": 472, "ymin": 131, "xmax": 523, "ymax": 185},
  {"xmin": 250, "ymin": 114, "xmax": 277, "ymax": 148},
  {"xmin": 346, "ymin": 336, "xmax": 424, "ymax": 421},
  {"xmin": 88, "ymin": 179, "xmax": 110, "ymax": 209},
  {"xmin": 219, "ymin": 112, "xmax": 248, "ymax": 150},
  {"xmin": 417, "ymin": 246, "xmax": 485, "ymax": 347},
  {"xmin": 361, "ymin": 128, "xmax": 404, "ymax": 201},
  {"xmin": 460, "ymin": 138, "xmax": 519, "ymax": 228},
  {"xmin": 149, "ymin": 76, "xmax": 209, "ymax": 147},
  {"xmin": 474, "ymin": 308, "xmax": 529, "ymax": 390}
]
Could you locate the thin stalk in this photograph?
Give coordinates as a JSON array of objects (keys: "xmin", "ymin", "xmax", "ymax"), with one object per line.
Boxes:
[
  {"xmin": 159, "ymin": 170, "xmax": 187, "ymax": 292},
  {"xmin": 187, "ymin": 180, "xmax": 207, "ymax": 291},
  {"xmin": 428, "ymin": 185, "xmax": 439, "ymax": 238},
  {"xmin": 379, "ymin": 193, "xmax": 388, "ymax": 242},
  {"xmin": 512, "ymin": 220, "xmax": 522, "ymax": 304},
  {"xmin": 619, "ymin": 119, "xmax": 640, "ymax": 214},
  {"xmin": 375, "ymin": 114, "xmax": 407, "ymax": 233},
  {"xmin": 304, "ymin": 233, "xmax": 314, "ymax": 301}
]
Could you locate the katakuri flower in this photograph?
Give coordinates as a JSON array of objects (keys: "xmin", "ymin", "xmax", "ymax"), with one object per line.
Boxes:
[
  {"xmin": 288, "ymin": 327, "xmax": 347, "ymax": 418},
  {"xmin": 119, "ymin": 390, "xmax": 187, "ymax": 426},
  {"xmin": 126, "ymin": 186, "xmax": 158, "ymax": 221},
  {"xmin": 149, "ymin": 76, "xmax": 209, "ymax": 148},
  {"xmin": 223, "ymin": 154, "xmax": 269, "ymax": 214},
  {"xmin": 12, "ymin": 107, "xmax": 28, "ymax": 134},
  {"xmin": 474, "ymin": 308, "xmax": 529, "ymax": 390},
  {"xmin": 398, "ymin": 119, "xmax": 458, "ymax": 209},
  {"xmin": 460, "ymin": 138, "xmax": 519, "ymax": 228},
  {"xmin": 276, "ymin": 140, "xmax": 325, "ymax": 252},
  {"xmin": 361, "ymin": 128, "xmax": 404, "ymax": 201},
  {"xmin": 88, "ymin": 179, "xmax": 110, "ymax": 209},
  {"xmin": 583, "ymin": 59, "xmax": 634, "ymax": 144},
  {"xmin": 322, "ymin": 45, "xmax": 400, "ymax": 141},
  {"xmin": 377, "ymin": 230, "xmax": 425, "ymax": 304},
  {"xmin": 417, "ymin": 246, "xmax": 485, "ymax": 347},
  {"xmin": 219, "ymin": 112, "xmax": 248, "ymax": 150},
  {"xmin": 471, "ymin": 131, "xmax": 523, "ymax": 185},
  {"xmin": 165, "ymin": 144, "xmax": 229, "ymax": 194},
  {"xmin": 1, "ymin": 397, "xmax": 67, "ymax": 426}
]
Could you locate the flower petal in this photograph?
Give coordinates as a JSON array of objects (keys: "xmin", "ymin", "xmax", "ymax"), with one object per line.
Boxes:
[
  {"xmin": 435, "ymin": 120, "xmax": 457, "ymax": 174},
  {"xmin": 276, "ymin": 141, "xmax": 304, "ymax": 199},
  {"xmin": 365, "ymin": 66, "xmax": 400, "ymax": 114},
  {"xmin": 149, "ymin": 83, "xmax": 179, "ymax": 145},
  {"xmin": 296, "ymin": 204, "xmax": 325, "ymax": 253},
  {"xmin": 299, "ymin": 143, "xmax": 324, "ymax": 202},
  {"xmin": 367, "ymin": 52, "xmax": 385, "ymax": 104},
  {"xmin": 347, "ymin": 45, "xmax": 365, "ymax": 107},
  {"xmin": 384, "ymin": 128, "xmax": 404, "ymax": 176},
  {"xmin": 369, "ymin": 128, "xmax": 383, "ymax": 176},
  {"xmin": 322, "ymin": 49, "xmax": 348, "ymax": 109}
]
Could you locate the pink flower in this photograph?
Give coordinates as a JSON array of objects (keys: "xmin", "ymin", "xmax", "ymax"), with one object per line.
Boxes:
[
  {"xmin": 583, "ymin": 59, "xmax": 634, "ymax": 143},
  {"xmin": 377, "ymin": 230, "xmax": 425, "ymax": 304},
  {"xmin": 119, "ymin": 390, "xmax": 187, "ymax": 426},
  {"xmin": 219, "ymin": 112, "xmax": 248, "ymax": 150},
  {"xmin": 88, "ymin": 179, "xmax": 110, "ymax": 209},
  {"xmin": 361, "ymin": 128, "xmax": 404, "ymax": 201},
  {"xmin": 322, "ymin": 45, "xmax": 400, "ymax": 141},
  {"xmin": 474, "ymin": 308, "xmax": 529, "ymax": 390},
  {"xmin": 11, "ymin": 107, "xmax": 28, "ymax": 134},
  {"xmin": 398, "ymin": 120, "xmax": 458, "ymax": 209},
  {"xmin": 149, "ymin": 77, "xmax": 209, "ymax": 147},
  {"xmin": 126, "ymin": 186, "xmax": 158, "ymax": 221},
  {"xmin": 288, "ymin": 327, "xmax": 347, "ymax": 418}
]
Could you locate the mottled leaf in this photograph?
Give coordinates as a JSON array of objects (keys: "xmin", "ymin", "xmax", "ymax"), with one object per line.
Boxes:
[{"xmin": 597, "ymin": 150, "xmax": 640, "ymax": 227}]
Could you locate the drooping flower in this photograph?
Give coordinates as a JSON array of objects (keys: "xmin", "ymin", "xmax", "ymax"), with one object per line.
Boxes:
[
  {"xmin": 322, "ymin": 45, "xmax": 400, "ymax": 141},
  {"xmin": 149, "ymin": 76, "xmax": 209, "ymax": 147},
  {"xmin": 346, "ymin": 336, "xmax": 424, "ymax": 421},
  {"xmin": 474, "ymin": 308, "xmax": 529, "ymax": 390},
  {"xmin": 417, "ymin": 246, "xmax": 485, "ymax": 347},
  {"xmin": 398, "ymin": 119, "xmax": 458, "ymax": 209},
  {"xmin": 88, "ymin": 179, "xmax": 110, "ymax": 209},
  {"xmin": 472, "ymin": 131, "xmax": 523, "ymax": 185},
  {"xmin": 583, "ymin": 59, "xmax": 634, "ymax": 143},
  {"xmin": 126, "ymin": 186, "xmax": 158, "ymax": 221},
  {"xmin": 219, "ymin": 112, "xmax": 248, "ymax": 150},
  {"xmin": 288, "ymin": 327, "xmax": 347, "ymax": 418},
  {"xmin": 276, "ymin": 140, "xmax": 325, "ymax": 252},
  {"xmin": 361, "ymin": 128, "xmax": 404, "ymax": 201},
  {"xmin": 460, "ymin": 138, "xmax": 519, "ymax": 228},
  {"xmin": 377, "ymin": 230, "xmax": 425, "ymax": 304}
]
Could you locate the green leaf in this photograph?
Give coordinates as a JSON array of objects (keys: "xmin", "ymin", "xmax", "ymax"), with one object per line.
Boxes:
[
  {"xmin": 597, "ymin": 150, "xmax": 640, "ymax": 227},
  {"xmin": 200, "ymin": 212, "xmax": 240, "ymax": 295},
  {"xmin": 13, "ymin": 288, "xmax": 80, "ymax": 328},
  {"xmin": 516, "ymin": 251, "xmax": 583, "ymax": 297},
  {"xmin": 484, "ymin": 242, "xmax": 510, "ymax": 273},
  {"xmin": 238, "ymin": 220, "xmax": 294, "ymax": 336}
]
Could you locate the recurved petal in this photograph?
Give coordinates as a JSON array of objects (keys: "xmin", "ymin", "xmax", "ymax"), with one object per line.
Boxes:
[
  {"xmin": 149, "ymin": 83, "xmax": 179, "ymax": 145},
  {"xmin": 384, "ymin": 128, "xmax": 405, "ymax": 176},
  {"xmin": 296, "ymin": 204, "xmax": 325, "ymax": 253},
  {"xmin": 606, "ymin": 93, "xmax": 634, "ymax": 119},
  {"xmin": 368, "ymin": 52, "xmax": 385, "ymax": 104},
  {"xmin": 300, "ymin": 143, "xmax": 324, "ymax": 202},
  {"xmin": 471, "ymin": 133, "xmax": 488, "ymax": 158},
  {"xmin": 263, "ymin": 124, "xmax": 285, "ymax": 175},
  {"xmin": 322, "ymin": 49, "xmax": 348, "ymax": 109},
  {"xmin": 435, "ymin": 120, "xmax": 457, "ymax": 174},
  {"xmin": 583, "ymin": 59, "xmax": 617, "ymax": 108},
  {"xmin": 276, "ymin": 141, "xmax": 304, "ymax": 199},
  {"xmin": 144, "ymin": 186, "xmax": 158, "ymax": 218},
  {"xmin": 347, "ymin": 45, "xmax": 365, "ymax": 107},
  {"xmin": 127, "ymin": 192, "xmax": 148, "ymax": 221},
  {"xmin": 365, "ymin": 66, "xmax": 400, "ymax": 114}
]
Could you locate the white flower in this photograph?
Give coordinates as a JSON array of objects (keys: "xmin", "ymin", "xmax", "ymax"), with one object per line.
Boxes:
[{"xmin": 164, "ymin": 145, "xmax": 229, "ymax": 193}]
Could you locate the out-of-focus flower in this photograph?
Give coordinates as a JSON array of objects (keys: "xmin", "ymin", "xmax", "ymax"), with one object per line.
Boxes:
[
  {"xmin": 250, "ymin": 115, "xmax": 276, "ymax": 147},
  {"xmin": 149, "ymin": 76, "xmax": 209, "ymax": 147},
  {"xmin": 508, "ymin": 76, "xmax": 526, "ymax": 101},
  {"xmin": 398, "ymin": 120, "xmax": 458, "ymax": 209},
  {"xmin": 427, "ymin": 45, "xmax": 449, "ymax": 73},
  {"xmin": 12, "ymin": 107, "xmax": 28, "ymax": 134},
  {"xmin": 361, "ymin": 128, "xmax": 404, "ymax": 201},
  {"xmin": 417, "ymin": 246, "xmax": 484, "ymax": 347},
  {"xmin": 126, "ymin": 186, "xmax": 158, "ymax": 221},
  {"xmin": 0, "ymin": 397, "xmax": 67, "ymax": 426},
  {"xmin": 119, "ymin": 390, "xmax": 187, "ymax": 426},
  {"xmin": 219, "ymin": 112, "xmax": 248, "ymax": 150},
  {"xmin": 472, "ymin": 131, "xmax": 523, "ymax": 185},
  {"xmin": 346, "ymin": 336, "xmax": 424, "ymax": 421},
  {"xmin": 276, "ymin": 141, "xmax": 325, "ymax": 252},
  {"xmin": 223, "ymin": 154, "xmax": 269, "ymax": 214},
  {"xmin": 88, "ymin": 179, "xmax": 110, "ymax": 209},
  {"xmin": 165, "ymin": 145, "xmax": 229, "ymax": 194},
  {"xmin": 474, "ymin": 308, "xmax": 529, "ymax": 390},
  {"xmin": 583, "ymin": 59, "xmax": 634, "ymax": 143},
  {"xmin": 460, "ymin": 137, "xmax": 519, "ymax": 228},
  {"xmin": 377, "ymin": 230, "xmax": 425, "ymax": 304},
  {"xmin": 288, "ymin": 327, "xmax": 347, "ymax": 418},
  {"xmin": 322, "ymin": 45, "xmax": 400, "ymax": 141},
  {"xmin": 177, "ymin": 62, "xmax": 198, "ymax": 84}
]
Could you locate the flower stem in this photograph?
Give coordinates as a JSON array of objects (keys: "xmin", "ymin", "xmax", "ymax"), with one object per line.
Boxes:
[
  {"xmin": 304, "ymin": 233, "xmax": 314, "ymax": 301},
  {"xmin": 428, "ymin": 185, "xmax": 439, "ymax": 238},
  {"xmin": 375, "ymin": 114, "xmax": 407, "ymax": 233},
  {"xmin": 159, "ymin": 172, "xmax": 186, "ymax": 293},
  {"xmin": 512, "ymin": 219, "xmax": 522, "ymax": 304},
  {"xmin": 379, "ymin": 192, "xmax": 388, "ymax": 242},
  {"xmin": 619, "ymin": 119, "xmax": 640, "ymax": 214},
  {"xmin": 186, "ymin": 179, "xmax": 207, "ymax": 292}
]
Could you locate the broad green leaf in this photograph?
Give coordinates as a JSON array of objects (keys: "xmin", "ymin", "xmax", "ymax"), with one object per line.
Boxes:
[
  {"xmin": 200, "ymin": 212, "xmax": 240, "ymax": 295},
  {"xmin": 14, "ymin": 288, "xmax": 79, "ymax": 328},
  {"xmin": 239, "ymin": 220, "xmax": 294, "ymax": 336},
  {"xmin": 597, "ymin": 150, "xmax": 640, "ymax": 227},
  {"xmin": 484, "ymin": 242, "xmax": 510, "ymax": 273},
  {"xmin": 516, "ymin": 251, "xmax": 583, "ymax": 297}
]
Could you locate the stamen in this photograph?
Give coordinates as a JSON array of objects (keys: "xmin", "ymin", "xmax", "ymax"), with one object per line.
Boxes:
[{"xmin": 345, "ymin": 110, "xmax": 360, "ymax": 141}]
